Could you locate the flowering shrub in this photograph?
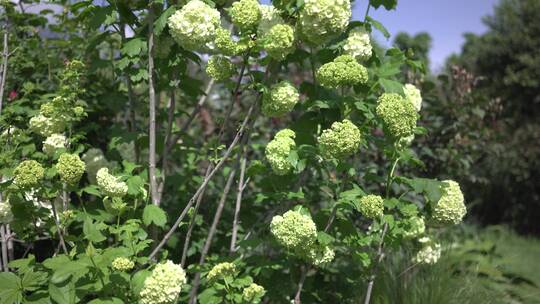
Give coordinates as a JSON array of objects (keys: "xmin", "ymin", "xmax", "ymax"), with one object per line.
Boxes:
[{"xmin": 0, "ymin": 1, "xmax": 467, "ymax": 303}]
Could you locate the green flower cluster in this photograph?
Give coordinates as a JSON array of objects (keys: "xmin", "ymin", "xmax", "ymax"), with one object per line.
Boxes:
[
  {"xmin": 29, "ymin": 114, "xmax": 65, "ymax": 137},
  {"xmin": 262, "ymin": 81, "xmax": 299, "ymax": 117},
  {"xmin": 56, "ymin": 153, "xmax": 85, "ymax": 185},
  {"xmin": 431, "ymin": 180, "xmax": 466, "ymax": 225},
  {"xmin": 167, "ymin": 0, "xmax": 221, "ymax": 51},
  {"xmin": 265, "ymin": 129, "xmax": 296, "ymax": 175},
  {"xmin": 376, "ymin": 93, "xmax": 418, "ymax": 139},
  {"xmin": 414, "ymin": 236, "xmax": 441, "ymax": 265},
  {"xmin": 242, "ymin": 283, "xmax": 266, "ymax": 302},
  {"xmin": 299, "ymin": 0, "xmax": 351, "ymax": 44},
  {"xmin": 42, "ymin": 133, "xmax": 67, "ymax": 156},
  {"xmin": 230, "ymin": 0, "xmax": 261, "ymax": 33},
  {"xmin": 0, "ymin": 201, "xmax": 13, "ymax": 224},
  {"xmin": 305, "ymin": 244, "xmax": 336, "ymax": 266},
  {"xmin": 214, "ymin": 28, "xmax": 242, "ymax": 56},
  {"xmin": 82, "ymin": 148, "xmax": 112, "ymax": 184},
  {"xmin": 402, "ymin": 216, "xmax": 426, "ymax": 239},
  {"xmin": 206, "ymin": 56, "xmax": 236, "ymax": 81},
  {"xmin": 358, "ymin": 194, "xmax": 384, "ymax": 219},
  {"xmin": 343, "ymin": 28, "xmax": 372, "ymax": 61},
  {"xmin": 96, "ymin": 168, "xmax": 128, "ymax": 197},
  {"xmin": 206, "ymin": 262, "xmax": 236, "ymax": 281},
  {"xmin": 140, "ymin": 260, "xmax": 187, "ymax": 304},
  {"xmin": 403, "ymin": 83, "xmax": 422, "ymax": 111},
  {"xmin": 261, "ymin": 24, "xmax": 295, "ymax": 61},
  {"xmin": 13, "ymin": 160, "xmax": 44, "ymax": 189},
  {"xmin": 318, "ymin": 119, "xmax": 361, "ymax": 159},
  {"xmin": 316, "ymin": 55, "xmax": 368, "ymax": 88},
  {"xmin": 257, "ymin": 4, "xmax": 284, "ymax": 36},
  {"xmin": 111, "ymin": 257, "xmax": 135, "ymax": 272}
]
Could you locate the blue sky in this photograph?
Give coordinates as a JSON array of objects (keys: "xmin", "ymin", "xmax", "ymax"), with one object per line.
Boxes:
[{"xmin": 353, "ymin": 0, "xmax": 499, "ymax": 70}]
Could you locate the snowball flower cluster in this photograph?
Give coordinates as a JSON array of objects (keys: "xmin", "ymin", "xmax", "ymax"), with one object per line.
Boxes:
[
  {"xmin": 0, "ymin": 201, "xmax": 13, "ymax": 224},
  {"xmin": 56, "ymin": 153, "xmax": 85, "ymax": 185},
  {"xmin": 82, "ymin": 148, "xmax": 110, "ymax": 184},
  {"xmin": 265, "ymin": 129, "xmax": 296, "ymax": 175},
  {"xmin": 431, "ymin": 180, "xmax": 466, "ymax": 225},
  {"xmin": 167, "ymin": 0, "xmax": 221, "ymax": 51},
  {"xmin": 29, "ymin": 114, "xmax": 64, "ymax": 137},
  {"xmin": 207, "ymin": 262, "xmax": 236, "ymax": 281},
  {"xmin": 414, "ymin": 237, "xmax": 441, "ymax": 265},
  {"xmin": 13, "ymin": 160, "xmax": 44, "ymax": 189},
  {"xmin": 358, "ymin": 194, "xmax": 384, "ymax": 219},
  {"xmin": 139, "ymin": 260, "xmax": 187, "ymax": 304},
  {"xmin": 317, "ymin": 55, "xmax": 368, "ymax": 88},
  {"xmin": 376, "ymin": 93, "xmax": 418, "ymax": 139},
  {"xmin": 214, "ymin": 28, "xmax": 241, "ymax": 56},
  {"xmin": 257, "ymin": 4, "xmax": 284, "ymax": 36},
  {"xmin": 261, "ymin": 24, "xmax": 295, "ymax": 61},
  {"xmin": 403, "ymin": 216, "xmax": 426, "ymax": 239},
  {"xmin": 403, "ymin": 84, "xmax": 422, "ymax": 111},
  {"xmin": 206, "ymin": 56, "xmax": 236, "ymax": 81},
  {"xmin": 42, "ymin": 133, "xmax": 67, "ymax": 156},
  {"xmin": 318, "ymin": 119, "xmax": 361, "ymax": 159},
  {"xmin": 343, "ymin": 28, "xmax": 372, "ymax": 61},
  {"xmin": 299, "ymin": 0, "xmax": 351, "ymax": 44},
  {"xmin": 270, "ymin": 210, "xmax": 317, "ymax": 250},
  {"xmin": 242, "ymin": 283, "xmax": 266, "ymax": 302},
  {"xmin": 96, "ymin": 168, "xmax": 128, "ymax": 197},
  {"xmin": 306, "ymin": 244, "xmax": 336, "ymax": 266},
  {"xmin": 262, "ymin": 81, "xmax": 299, "ymax": 117},
  {"xmin": 230, "ymin": 0, "xmax": 261, "ymax": 32},
  {"xmin": 111, "ymin": 257, "xmax": 135, "ymax": 271}
]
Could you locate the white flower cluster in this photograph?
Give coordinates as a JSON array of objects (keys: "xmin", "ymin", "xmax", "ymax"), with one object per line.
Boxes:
[
  {"xmin": 167, "ymin": 0, "xmax": 221, "ymax": 51},
  {"xmin": 265, "ymin": 129, "xmax": 296, "ymax": 175},
  {"xmin": 299, "ymin": 0, "xmax": 351, "ymax": 44},
  {"xmin": 96, "ymin": 168, "xmax": 128, "ymax": 197},
  {"xmin": 257, "ymin": 4, "xmax": 284, "ymax": 36},
  {"xmin": 111, "ymin": 257, "xmax": 135, "ymax": 272},
  {"xmin": 140, "ymin": 260, "xmax": 187, "ymax": 304},
  {"xmin": 207, "ymin": 262, "xmax": 236, "ymax": 281},
  {"xmin": 414, "ymin": 237, "xmax": 441, "ymax": 265},
  {"xmin": 431, "ymin": 180, "xmax": 466, "ymax": 225},
  {"xmin": 42, "ymin": 133, "xmax": 67, "ymax": 156},
  {"xmin": 402, "ymin": 216, "xmax": 426, "ymax": 239},
  {"xmin": 0, "ymin": 200, "xmax": 13, "ymax": 224},
  {"xmin": 82, "ymin": 148, "xmax": 111, "ymax": 184},
  {"xmin": 243, "ymin": 283, "xmax": 266, "ymax": 302},
  {"xmin": 343, "ymin": 28, "xmax": 372, "ymax": 61},
  {"xmin": 403, "ymin": 84, "xmax": 422, "ymax": 111}
]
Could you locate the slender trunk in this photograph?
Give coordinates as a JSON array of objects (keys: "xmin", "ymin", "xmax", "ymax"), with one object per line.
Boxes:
[
  {"xmin": 157, "ymin": 86, "xmax": 176, "ymax": 202},
  {"xmin": 230, "ymin": 148, "xmax": 247, "ymax": 253},
  {"xmin": 147, "ymin": 6, "xmax": 159, "ymax": 206},
  {"xmin": 1, "ymin": 225, "xmax": 8, "ymax": 271},
  {"xmin": 50, "ymin": 202, "xmax": 68, "ymax": 254},
  {"xmin": 0, "ymin": 24, "xmax": 8, "ymax": 114}
]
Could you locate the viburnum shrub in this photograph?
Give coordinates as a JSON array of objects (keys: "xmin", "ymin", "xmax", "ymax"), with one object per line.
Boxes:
[{"xmin": 0, "ymin": 0, "xmax": 467, "ymax": 303}]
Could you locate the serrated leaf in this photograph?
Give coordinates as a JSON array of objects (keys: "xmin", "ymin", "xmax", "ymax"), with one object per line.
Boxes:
[
  {"xmin": 143, "ymin": 205, "xmax": 167, "ymax": 227},
  {"xmin": 367, "ymin": 16, "xmax": 390, "ymax": 39},
  {"xmin": 154, "ymin": 6, "xmax": 176, "ymax": 36},
  {"xmin": 83, "ymin": 217, "xmax": 107, "ymax": 243},
  {"xmin": 49, "ymin": 280, "xmax": 76, "ymax": 304}
]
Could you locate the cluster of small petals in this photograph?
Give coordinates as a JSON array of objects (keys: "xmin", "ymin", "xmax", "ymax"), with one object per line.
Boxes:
[
  {"xmin": 317, "ymin": 55, "xmax": 368, "ymax": 88},
  {"xmin": 96, "ymin": 168, "xmax": 128, "ymax": 197},
  {"xmin": 29, "ymin": 114, "xmax": 64, "ymax": 137},
  {"xmin": 265, "ymin": 129, "xmax": 296, "ymax": 175},
  {"xmin": 206, "ymin": 262, "xmax": 236, "ymax": 281},
  {"xmin": 318, "ymin": 119, "xmax": 361, "ymax": 159},
  {"xmin": 242, "ymin": 283, "xmax": 266, "ymax": 302},
  {"xmin": 0, "ymin": 201, "xmax": 13, "ymax": 224},
  {"xmin": 270, "ymin": 210, "xmax": 317, "ymax": 250},
  {"xmin": 358, "ymin": 194, "xmax": 384, "ymax": 219},
  {"xmin": 139, "ymin": 260, "xmax": 187, "ymax": 304},
  {"xmin": 403, "ymin": 216, "xmax": 426, "ymax": 239},
  {"xmin": 299, "ymin": 0, "xmax": 351, "ymax": 44},
  {"xmin": 56, "ymin": 153, "xmax": 85, "ymax": 185},
  {"xmin": 414, "ymin": 237, "xmax": 442, "ymax": 265},
  {"xmin": 343, "ymin": 28, "xmax": 372, "ymax": 61},
  {"xmin": 82, "ymin": 148, "xmax": 110, "ymax": 184},
  {"xmin": 214, "ymin": 28, "xmax": 241, "ymax": 56},
  {"xmin": 305, "ymin": 244, "xmax": 335, "ymax": 266},
  {"xmin": 262, "ymin": 81, "xmax": 299, "ymax": 117},
  {"xmin": 257, "ymin": 4, "xmax": 284, "ymax": 36},
  {"xmin": 376, "ymin": 93, "xmax": 418, "ymax": 139},
  {"xmin": 431, "ymin": 180, "xmax": 466, "ymax": 225},
  {"xmin": 230, "ymin": 0, "xmax": 261, "ymax": 32},
  {"xmin": 13, "ymin": 160, "xmax": 44, "ymax": 189},
  {"xmin": 167, "ymin": 0, "xmax": 221, "ymax": 51},
  {"xmin": 206, "ymin": 56, "xmax": 236, "ymax": 81},
  {"xmin": 403, "ymin": 84, "xmax": 422, "ymax": 111},
  {"xmin": 261, "ymin": 24, "xmax": 295, "ymax": 61},
  {"xmin": 43, "ymin": 133, "xmax": 67, "ymax": 156},
  {"xmin": 112, "ymin": 257, "xmax": 135, "ymax": 271}
]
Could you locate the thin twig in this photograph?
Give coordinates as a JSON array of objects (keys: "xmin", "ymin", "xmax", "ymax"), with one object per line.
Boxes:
[
  {"xmin": 1, "ymin": 225, "xmax": 8, "ymax": 271},
  {"xmin": 0, "ymin": 18, "xmax": 9, "ymax": 115},
  {"xmin": 50, "ymin": 202, "xmax": 68, "ymax": 255},
  {"xmin": 230, "ymin": 149, "xmax": 247, "ymax": 253},
  {"xmin": 147, "ymin": 5, "xmax": 159, "ymax": 206},
  {"xmin": 157, "ymin": 84, "xmax": 176, "ymax": 202}
]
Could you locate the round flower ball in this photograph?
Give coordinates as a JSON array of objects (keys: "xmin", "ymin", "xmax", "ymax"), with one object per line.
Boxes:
[
  {"xmin": 431, "ymin": 180, "xmax": 466, "ymax": 225},
  {"xmin": 214, "ymin": 27, "xmax": 240, "ymax": 56},
  {"xmin": 414, "ymin": 237, "xmax": 441, "ymax": 265},
  {"xmin": 140, "ymin": 260, "xmax": 187, "ymax": 304},
  {"xmin": 305, "ymin": 244, "xmax": 335, "ymax": 266},
  {"xmin": 0, "ymin": 201, "xmax": 13, "ymax": 224},
  {"xmin": 261, "ymin": 24, "xmax": 295, "ymax": 61},
  {"xmin": 43, "ymin": 133, "xmax": 67, "ymax": 156},
  {"xmin": 403, "ymin": 84, "xmax": 422, "ymax": 111},
  {"xmin": 13, "ymin": 160, "xmax": 44, "ymax": 189},
  {"xmin": 207, "ymin": 262, "xmax": 236, "ymax": 281},
  {"xmin": 270, "ymin": 210, "xmax": 317, "ymax": 250},
  {"xmin": 317, "ymin": 55, "xmax": 368, "ymax": 88},
  {"xmin": 167, "ymin": 0, "xmax": 221, "ymax": 51},
  {"xmin": 243, "ymin": 283, "xmax": 266, "ymax": 302},
  {"xmin": 257, "ymin": 4, "xmax": 284, "ymax": 36},
  {"xmin": 262, "ymin": 81, "xmax": 299, "ymax": 117},
  {"xmin": 343, "ymin": 28, "xmax": 372, "ymax": 61},
  {"xmin": 299, "ymin": 0, "xmax": 351, "ymax": 45},
  {"xmin": 112, "ymin": 257, "xmax": 135, "ymax": 272},
  {"xmin": 403, "ymin": 216, "xmax": 426, "ymax": 239},
  {"xmin": 318, "ymin": 119, "xmax": 361, "ymax": 160},
  {"xmin": 56, "ymin": 153, "xmax": 85, "ymax": 185},
  {"xmin": 96, "ymin": 168, "xmax": 128, "ymax": 197},
  {"xmin": 358, "ymin": 194, "xmax": 384, "ymax": 219},
  {"xmin": 265, "ymin": 129, "xmax": 296, "ymax": 175},
  {"xmin": 29, "ymin": 114, "xmax": 64, "ymax": 137},
  {"xmin": 376, "ymin": 93, "xmax": 418, "ymax": 139},
  {"xmin": 230, "ymin": 0, "xmax": 261, "ymax": 33},
  {"xmin": 206, "ymin": 56, "xmax": 236, "ymax": 81}
]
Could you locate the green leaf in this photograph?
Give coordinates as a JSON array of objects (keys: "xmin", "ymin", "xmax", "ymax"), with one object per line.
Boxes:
[
  {"xmin": 122, "ymin": 38, "xmax": 146, "ymax": 57},
  {"xmin": 379, "ymin": 78, "xmax": 403, "ymax": 94},
  {"xmin": 143, "ymin": 205, "xmax": 167, "ymax": 227},
  {"xmin": 317, "ymin": 231, "xmax": 334, "ymax": 245},
  {"xmin": 154, "ymin": 6, "xmax": 176, "ymax": 36},
  {"xmin": 21, "ymin": 271, "xmax": 48, "ymax": 291},
  {"xmin": 369, "ymin": 0, "xmax": 398, "ymax": 10},
  {"xmin": 51, "ymin": 261, "xmax": 89, "ymax": 284},
  {"xmin": 83, "ymin": 217, "xmax": 107, "ymax": 243},
  {"xmin": 87, "ymin": 298, "xmax": 124, "ymax": 304},
  {"xmin": 131, "ymin": 270, "xmax": 151, "ymax": 295},
  {"xmin": 0, "ymin": 272, "xmax": 22, "ymax": 304},
  {"xmin": 49, "ymin": 280, "xmax": 76, "ymax": 304},
  {"xmin": 367, "ymin": 16, "xmax": 390, "ymax": 39}
]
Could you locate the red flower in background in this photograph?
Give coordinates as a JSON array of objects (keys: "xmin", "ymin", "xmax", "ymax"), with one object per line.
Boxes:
[{"xmin": 8, "ymin": 90, "xmax": 17, "ymax": 101}]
